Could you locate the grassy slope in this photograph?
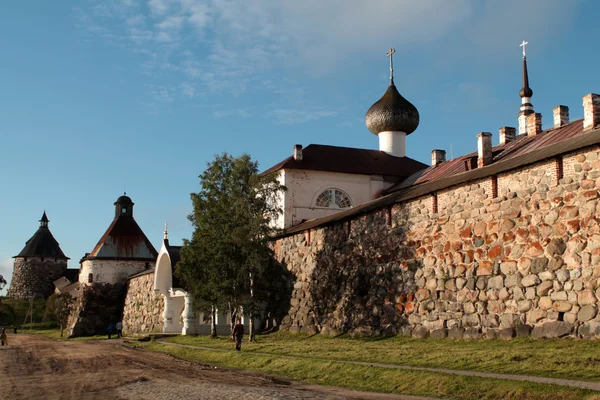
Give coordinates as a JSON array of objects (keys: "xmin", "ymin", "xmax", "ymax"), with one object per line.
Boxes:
[
  {"xmin": 132, "ymin": 340, "xmax": 599, "ymax": 400},
  {"xmin": 1, "ymin": 298, "xmax": 47, "ymax": 326},
  {"xmin": 165, "ymin": 332, "xmax": 600, "ymax": 381}
]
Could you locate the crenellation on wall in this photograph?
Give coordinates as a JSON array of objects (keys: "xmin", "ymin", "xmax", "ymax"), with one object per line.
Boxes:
[{"xmin": 274, "ymin": 144, "xmax": 600, "ymax": 339}]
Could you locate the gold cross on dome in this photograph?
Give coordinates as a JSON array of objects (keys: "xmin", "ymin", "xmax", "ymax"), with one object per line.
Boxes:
[
  {"xmin": 520, "ymin": 40, "xmax": 528, "ymax": 58},
  {"xmin": 387, "ymin": 48, "xmax": 396, "ymax": 82}
]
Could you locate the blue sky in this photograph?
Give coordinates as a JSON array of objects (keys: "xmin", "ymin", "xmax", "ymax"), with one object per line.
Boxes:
[{"xmin": 1, "ymin": 0, "xmax": 599, "ymax": 293}]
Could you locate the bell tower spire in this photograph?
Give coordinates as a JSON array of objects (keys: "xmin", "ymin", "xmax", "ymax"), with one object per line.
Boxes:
[
  {"xmin": 518, "ymin": 40, "xmax": 534, "ymax": 135},
  {"xmin": 114, "ymin": 193, "xmax": 134, "ymax": 218}
]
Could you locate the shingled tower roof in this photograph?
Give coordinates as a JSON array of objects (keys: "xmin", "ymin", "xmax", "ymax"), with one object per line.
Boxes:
[
  {"xmin": 82, "ymin": 195, "xmax": 158, "ymax": 261},
  {"xmin": 15, "ymin": 212, "xmax": 69, "ymax": 259}
]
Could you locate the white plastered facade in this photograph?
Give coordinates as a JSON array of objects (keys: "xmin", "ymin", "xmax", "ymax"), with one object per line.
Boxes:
[{"xmin": 274, "ymin": 169, "xmax": 395, "ymax": 229}]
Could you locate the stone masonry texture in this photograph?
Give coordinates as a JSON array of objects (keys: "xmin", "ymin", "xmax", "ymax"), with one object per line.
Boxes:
[
  {"xmin": 122, "ymin": 272, "xmax": 164, "ymax": 334},
  {"xmin": 67, "ymin": 283, "xmax": 128, "ymax": 337},
  {"xmin": 274, "ymin": 144, "xmax": 600, "ymax": 339},
  {"xmin": 7, "ymin": 258, "xmax": 67, "ymax": 300}
]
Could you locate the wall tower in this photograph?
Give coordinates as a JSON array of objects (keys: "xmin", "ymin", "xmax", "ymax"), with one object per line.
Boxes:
[{"xmin": 7, "ymin": 211, "xmax": 69, "ymax": 299}]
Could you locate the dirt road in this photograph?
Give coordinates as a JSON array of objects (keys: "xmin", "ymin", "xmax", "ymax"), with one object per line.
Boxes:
[{"xmin": 0, "ymin": 333, "xmax": 433, "ymax": 400}]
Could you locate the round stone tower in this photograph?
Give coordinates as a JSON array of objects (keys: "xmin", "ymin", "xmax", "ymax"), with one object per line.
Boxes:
[{"xmin": 7, "ymin": 212, "xmax": 69, "ymax": 300}]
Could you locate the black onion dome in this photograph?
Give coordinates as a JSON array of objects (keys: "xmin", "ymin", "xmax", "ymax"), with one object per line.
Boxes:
[
  {"xmin": 116, "ymin": 195, "xmax": 133, "ymax": 204},
  {"xmin": 366, "ymin": 83, "xmax": 420, "ymax": 135}
]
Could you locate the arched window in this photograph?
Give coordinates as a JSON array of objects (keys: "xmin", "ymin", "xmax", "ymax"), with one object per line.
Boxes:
[{"xmin": 315, "ymin": 189, "xmax": 352, "ymax": 209}]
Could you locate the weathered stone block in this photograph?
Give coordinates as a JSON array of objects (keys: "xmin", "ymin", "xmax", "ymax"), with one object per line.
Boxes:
[
  {"xmin": 579, "ymin": 321, "xmax": 600, "ymax": 338},
  {"xmin": 430, "ymin": 328, "xmax": 447, "ymax": 339},
  {"xmin": 531, "ymin": 321, "xmax": 573, "ymax": 338},
  {"xmin": 498, "ymin": 328, "xmax": 515, "ymax": 340},
  {"xmin": 522, "ymin": 275, "xmax": 539, "ymax": 287},
  {"xmin": 515, "ymin": 324, "xmax": 532, "ymax": 337},
  {"xmin": 412, "ymin": 326, "xmax": 429, "ymax": 339},
  {"xmin": 447, "ymin": 327, "xmax": 465, "ymax": 339},
  {"xmin": 577, "ymin": 305, "xmax": 597, "ymax": 322},
  {"xmin": 536, "ymin": 281, "xmax": 553, "ymax": 296},
  {"xmin": 578, "ymin": 290, "xmax": 597, "ymax": 306}
]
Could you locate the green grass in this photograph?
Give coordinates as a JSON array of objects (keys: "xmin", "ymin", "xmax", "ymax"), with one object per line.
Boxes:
[
  {"xmin": 131, "ymin": 340, "xmax": 600, "ymax": 400},
  {"xmin": 0, "ymin": 298, "xmax": 47, "ymax": 326},
  {"xmin": 163, "ymin": 332, "xmax": 600, "ymax": 382}
]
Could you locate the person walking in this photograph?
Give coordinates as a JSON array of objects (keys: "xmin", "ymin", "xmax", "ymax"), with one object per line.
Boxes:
[
  {"xmin": 115, "ymin": 321, "xmax": 123, "ymax": 339},
  {"xmin": 107, "ymin": 323, "xmax": 115, "ymax": 340},
  {"xmin": 233, "ymin": 319, "xmax": 244, "ymax": 351},
  {"xmin": 1, "ymin": 327, "xmax": 7, "ymax": 346}
]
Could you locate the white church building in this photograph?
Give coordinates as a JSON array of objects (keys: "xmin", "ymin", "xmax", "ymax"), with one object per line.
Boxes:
[
  {"xmin": 141, "ymin": 49, "xmax": 431, "ymax": 335},
  {"xmin": 265, "ymin": 50, "xmax": 427, "ymax": 229}
]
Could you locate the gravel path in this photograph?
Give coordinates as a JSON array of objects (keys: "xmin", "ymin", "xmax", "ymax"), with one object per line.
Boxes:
[
  {"xmin": 157, "ymin": 340, "xmax": 600, "ymax": 392},
  {"xmin": 0, "ymin": 334, "xmax": 434, "ymax": 400}
]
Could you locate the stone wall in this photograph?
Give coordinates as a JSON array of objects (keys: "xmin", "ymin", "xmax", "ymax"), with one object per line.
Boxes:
[
  {"xmin": 274, "ymin": 145, "xmax": 600, "ymax": 339},
  {"xmin": 122, "ymin": 271, "xmax": 164, "ymax": 334},
  {"xmin": 67, "ymin": 283, "xmax": 127, "ymax": 337},
  {"xmin": 7, "ymin": 257, "xmax": 67, "ymax": 300}
]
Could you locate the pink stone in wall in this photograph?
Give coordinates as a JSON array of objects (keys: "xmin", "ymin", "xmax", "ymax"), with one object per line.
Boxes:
[
  {"xmin": 560, "ymin": 205, "xmax": 579, "ymax": 219},
  {"xmin": 487, "ymin": 244, "xmax": 503, "ymax": 260},
  {"xmin": 515, "ymin": 227, "xmax": 529, "ymax": 241},
  {"xmin": 477, "ymin": 260, "xmax": 493, "ymax": 276},
  {"xmin": 566, "ymin": 219, "xmax": 580, "ymax": 234},
  {"xmin": 460, "ymin": 226, "xmax": 472, "ymax": 238},
  {"xmin": 473, "ymin": 221, "xmax": 487, "ymax": 236},
  {"xmin": 527, "ymin": 242, "xmax": 544, "ymax": 257},
  {"xmin": 553, "ymin": 223, "xmax": 567, "ymax": 237},
  {"xmin": 486, "ymin": 233, "xmax": 499, "ymax": 245},
  {"xmin": 503, "ymin": 232, "xmax": 516, "ymax": 243}
]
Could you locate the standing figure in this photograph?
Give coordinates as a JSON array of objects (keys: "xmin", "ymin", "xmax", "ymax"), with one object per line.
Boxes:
[
  {"xmin": 0, "ymin": 327, "xmax": 7, "ymax": 346},
  {"xmin": 233, "ymin": 319, "xmax": 244, "ymax": 351},
  {"xmin": 107, "ymin": 323, "xmax": 115, "ymax": 339},
  {"xmin": 115, "ymin": 321, "xmax": 123, "ymax": 339}
]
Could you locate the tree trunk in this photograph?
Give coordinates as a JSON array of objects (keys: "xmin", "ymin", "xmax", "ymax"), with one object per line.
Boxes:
[
  {"xmin": 229, "ymin": 304, "xmax": 237, "ymax": 338},
  {"xmin": 210, "ymin": 305, "xmax": 217, "ymax": 338},
  {"xmin": 248, "ymin": 318, "xmax": 255, "ymax": 342},
  {"xmin": 60, "ymin": 323, "xmax": 64, "ymax": 337}
]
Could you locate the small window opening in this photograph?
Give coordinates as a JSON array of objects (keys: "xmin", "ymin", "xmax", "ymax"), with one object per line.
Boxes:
[{"xmin": 88, "ymin": 273, "xmax": 93, "ymax": 283}]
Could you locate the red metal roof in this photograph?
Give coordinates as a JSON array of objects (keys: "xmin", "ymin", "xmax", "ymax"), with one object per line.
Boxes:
[
  {"xmin": 84, "ymin": 216, "xmax": 158, "ymax": 261},
  {"xmin": 387, "ymin": 119, "xmax": 585, "ymax": 193}
]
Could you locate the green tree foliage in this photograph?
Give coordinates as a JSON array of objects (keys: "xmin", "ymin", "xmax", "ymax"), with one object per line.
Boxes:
[
  {"xmin": 45, "ymin": 293, "xmax": 75, "ymax": 337},
  {"xmin": 176, "ymin": 153, "xmax": 286, "ymax": 339}
]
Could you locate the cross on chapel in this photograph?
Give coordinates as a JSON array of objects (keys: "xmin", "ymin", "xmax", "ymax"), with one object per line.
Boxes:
[
  {"xmin": 387, "ymin": 48, "xmax": 395, "ymax": 83},
  {"xmin": 520, "ymin": 40, "xmax": 528, "ymax": 58}
]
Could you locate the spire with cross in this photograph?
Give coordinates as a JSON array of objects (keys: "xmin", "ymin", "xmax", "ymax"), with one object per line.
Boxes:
[
  {"xmin": 387, "ymin": 48, "xmax": 395, "ymax": 84},
  {"xmin": 520, "ymin": 40, "xmax": 528, "ymax": 58},
  {"xmin": 164, "ymin": 221, "xmax": 169, "ymax": 240}
]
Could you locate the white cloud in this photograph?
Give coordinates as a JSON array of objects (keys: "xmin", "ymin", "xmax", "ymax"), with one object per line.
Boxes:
[
  {"xmin": 157, "ymin": 15, "xmax": 184, "ymax": 31},
  {"xmin": 181, "ymin": 82, "xmax": 196, "ymax": 97},
  {"xmin": 213, "ymin": 108, "xmax": 251, "ymax": 118},
  {"xmin": 148, "ymin": 0, "xmax": 171, "ymax": 16},
  {"xmin": 73, "ymin": 0, "xmax": 577, "ymax": 115},
  {"xmin": 269, "ymin": 108, "xmax": 337, "ymax": 125}
]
